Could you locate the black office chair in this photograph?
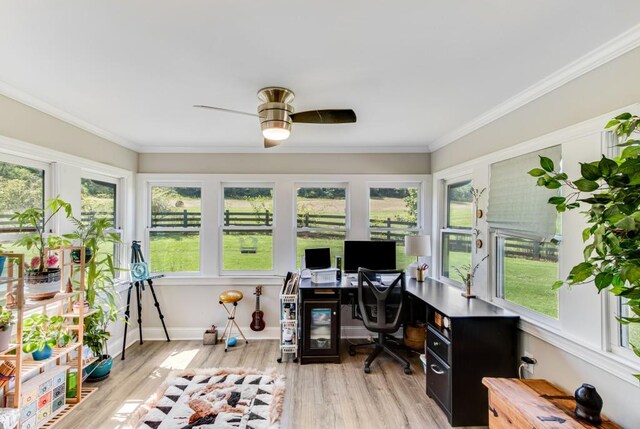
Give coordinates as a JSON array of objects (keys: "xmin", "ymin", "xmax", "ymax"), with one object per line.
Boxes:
[{"xmin": 349, "ymin": 268, "xmax": 411, "ymax": 374}]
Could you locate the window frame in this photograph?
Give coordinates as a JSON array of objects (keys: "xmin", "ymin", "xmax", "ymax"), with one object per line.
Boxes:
[
  {"xmin": 0, "ymin": 154, "xmax": 51, "ymax": 243},
  {"xmin": 219, "ymin": 182, "xmax": 276, "ymax": 276},
  {"xmin": 491, "ymin": 230, "xmax": 561, "ymax": 328},
  {"xmin": 295, "ymin": 182, "xmax": 349, "ymax": 269},
  {"xmin": 80, "ymin": 173, "xmax": 122, "ymax": 267},
  {"xmin": 367, "ymin": 182, "xmax": 422, "ymax": 235},
  {"xmin": 438, "ymin": 177, "xmax": 473, "ymax": 287},
  {"xmin": 146, "ymin": 181, "xmax": 203, "ymax": 276}
]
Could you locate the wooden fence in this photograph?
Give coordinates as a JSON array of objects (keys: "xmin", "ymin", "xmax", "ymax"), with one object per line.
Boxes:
[{"xmin": 447, "ymin": 235, "xmax": 557, "ymax": 261}]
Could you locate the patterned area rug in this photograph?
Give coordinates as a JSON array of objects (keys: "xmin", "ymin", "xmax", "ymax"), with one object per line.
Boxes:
[{"xmin": 131, "ymin": 368, "xmax": 285, "ymax": 429}]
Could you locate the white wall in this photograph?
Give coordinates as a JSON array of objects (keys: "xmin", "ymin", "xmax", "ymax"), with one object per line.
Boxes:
[{"xmin": 431, "ymin": 109, "xmax": 640, "ymax": 427}]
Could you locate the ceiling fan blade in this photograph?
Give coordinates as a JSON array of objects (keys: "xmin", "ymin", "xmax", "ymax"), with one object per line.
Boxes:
[
  {"xmin": 193, "ymin": 105, "xmax": 258, "ymax": 118},
  {"xmin": 264, "ymin": 138, "xmax": 280, "ymax": 149},
  {"xmin": 290, "ymin": 109, "xmax": 356, "ymax": 124}
]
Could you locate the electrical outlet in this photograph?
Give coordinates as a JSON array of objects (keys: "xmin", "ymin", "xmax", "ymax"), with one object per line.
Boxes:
[{"xmin": 522, "ymin": 352, "xmax": 537, "ymax": 375}]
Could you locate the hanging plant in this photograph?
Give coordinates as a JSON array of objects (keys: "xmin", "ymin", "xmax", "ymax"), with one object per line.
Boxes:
[{"xmin": 528, "ymin": 112, "xmax": 640, "ymax": 376}]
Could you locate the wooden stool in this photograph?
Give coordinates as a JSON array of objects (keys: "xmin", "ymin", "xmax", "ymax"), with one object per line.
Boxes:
[{"xmin": 219, "ymin": 290, "xmax": 248, "ymax": 352}]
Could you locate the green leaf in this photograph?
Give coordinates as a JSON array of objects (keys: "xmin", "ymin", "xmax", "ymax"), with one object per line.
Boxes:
[
  {"xmin": 548, "ymin": 196, "xmax": 566, "ymax": 205},
  {"xmin": 528, "ymin": 168, "xmax": 546, "ymax": 177},
  {"xmin": 605, "ymin": 119, "xmax": 620, "ymax": 129},
  {"xmin": 598, "ymin": 156, "xmax": 618, "ymax": 176},
  {"xmin": 539, "ymin": 156, "xmax": 555, "ymax": 172},
  {"xmin": 553, "ymin": 173, "xmax": 568, "ymax": 180},
  {"xmin": 574, "ymin": 178, "xmax": 599, "ymax": 192},
  {"xmin": 536, "ymin": 177, "xmax": 547, "ymax": 187},
  {"xmin": 615, "ymin": 112, "xmax": 632, "ymax": 120},
  {"xmin": 580, "ymin": 162, "xmax": 601, "ymax": 180},
  {"xmin": 545, "ymin": 180, "xmax": 561, "ymax": 189},
  {"xmin": 615, "ymin": 216, "xmax": 635, "ymax": 231},
  {"xmin": 569, "ymin": 262, "xmax": 594, "ymax": 283},
  {"xmin": 582, "ymin": 228, "xmax": 591, "ymax": 242},
  {"xmin": 594, "ymin": 272, "xmax": 613, "ymax": 291},
  {"xmin": 552, "ymin": 280, "xmax": 565, "ymax": 290},
  {"xmin": 621, "ymin": 145, "xmax": 640, "ymax": 160}
]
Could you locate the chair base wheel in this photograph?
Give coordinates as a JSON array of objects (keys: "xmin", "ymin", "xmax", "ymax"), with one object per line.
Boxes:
[
  {"xmin": 349, "ymin": 350, "xmax": 356, "ymax": 356},
  {"xmin": 364, "ymin": 366, "xmax": 371, "ymax": 374},
  {"xmin": 293, "ymin": 357, "xmax": 298, "ymax": 363},
  {"xmin": 403, "ymin": 367, "xmax": 412, "ymax": 375},
  {"xmin": 277, "ymin": 358, "xmax": 282, "ymax": 363}
]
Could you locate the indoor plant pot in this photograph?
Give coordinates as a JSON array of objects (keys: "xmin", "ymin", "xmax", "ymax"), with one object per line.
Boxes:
[
  {"xmin": 71, "ymin": 247, "xmax": 92, "ymax": 264},
  {"xmin": 24, "ymin": 268, "xmax": 61, "ymax": 300},
  {"xmin": 0, "ymin": 255, "xmax": 6, "ymax": 277},
  {"xmin": 85, "ymin": 355, "xmax": 113, "ymax": 381},
  {"xmin": 32, "ymin": 345, "xmax": 52, "ymax": 361}
]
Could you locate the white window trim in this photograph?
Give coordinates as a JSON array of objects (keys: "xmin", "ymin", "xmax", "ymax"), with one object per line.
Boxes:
[
  {"xmin": 367, "ymin": 181, "xmax": 423, "ymax": 234},
  {"xmin": 437, "ymin": 176, "xmax": 473, "ymax": 287},
  {"xmin": 490, "ymin": 230, "xmax": 561, "ymax": 330},
  {"xmin": 0, "ymin": 153, "xmax": 51, "ymax": 242},
  {"xmin": 80, "ymin": 172, "xmax": 125, "ymax": 275},
  {"xmin": 220, "ymin": 182, "xmax": 276, "ymax": 276},
  {"xmin": 146, "ymin": 181, "xmax": 204, "ymax": 276},
  {"xmin": 295, "ymin": 182, "xmax": 349, "ymax": 267}
]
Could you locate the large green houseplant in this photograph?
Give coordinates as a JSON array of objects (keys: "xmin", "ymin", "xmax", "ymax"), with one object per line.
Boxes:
[
  {"xmin": 529, "ymin": 113, "xmax": 640, "ymax": 374},
  {"xmin": 12, "ymin": 197, "xmax": 72, "ymax": 300},
  {"xmin": 68, "ymin": 216, "xmax": 121, "ymax": 381}
]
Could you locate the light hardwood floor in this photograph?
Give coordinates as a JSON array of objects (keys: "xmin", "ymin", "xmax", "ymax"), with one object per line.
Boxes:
[{"xmin": 59, "ymin": 340, "xmax": 453, "ymax": 429}]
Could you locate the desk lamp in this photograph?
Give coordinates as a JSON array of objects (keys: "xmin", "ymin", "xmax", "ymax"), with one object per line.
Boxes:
[{"xmin": 404, "ymin": 235, "xmax": 431, "ymax": 279}]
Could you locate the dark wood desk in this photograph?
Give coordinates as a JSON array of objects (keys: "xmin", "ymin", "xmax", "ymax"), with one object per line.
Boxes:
[{"xmin": 298, "ymin": 276, "xmax": 519, "ymax": 427}]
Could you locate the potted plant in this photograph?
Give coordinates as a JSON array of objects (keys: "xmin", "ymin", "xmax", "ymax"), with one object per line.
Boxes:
[
  {"xmin": 22, "ymin": 314, "xmax": 70, "ymax": 361},
  {"xmin": 12, "ymin": 197, "xmax": 72, "ymax": 300},
  {"xmin": 83, "ymin": 305, "xmax": 118, "ymax": 381},
  {"xmin": 74, "ymin": 216, "xmax": 121, "ymax": 381},
  {"xmin": 529, "ymin": 112, "xmax": 640, "ymax": 375},
  {"xmin": 65, "ymin": 217, "xmax": 117, "ymax": 264},
  {"xmin": 0, "ymin": 306, "xmax": 15, "ymax": 351},
  {"xmin": 453, "ymin": 254, "xmax": 489, "ymax": 298}
]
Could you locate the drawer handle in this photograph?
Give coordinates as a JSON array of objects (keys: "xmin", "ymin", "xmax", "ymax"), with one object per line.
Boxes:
[
  {"xmin": 489, "ymin": 406, "xmax": 498, "ymax": 418},
  {"xmin": 430, "ymin": 364, "xmax": 445, "ymax": 375},
  {"xmin": 433, "ymin": 341, "xmax": 440, "ymax": 346}
]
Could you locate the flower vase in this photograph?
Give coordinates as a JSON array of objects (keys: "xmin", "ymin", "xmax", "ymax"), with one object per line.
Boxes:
[{"xmin": 462, "ymin": 275, "xmax": 476, "ymax": 299}]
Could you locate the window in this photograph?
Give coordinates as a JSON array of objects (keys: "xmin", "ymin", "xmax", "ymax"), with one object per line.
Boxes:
[
  {"xmin": 0, "ymin": 158, "xmax": 46, "ymax": 257},
  {"xmin": 489, "ymin": 146, "xmax": 561, "ymax": 319},
  {"xmin": 369, "ymin": 186, "xmax": 420, "ymax": 270},
  {"xmin": 296, "ymin": 186, "xmax": 347, "ymax": 269},
  {"xmin": 440, "ymin": 180, "xmax": 472, "ymax": 282},
  {"xmin": 81, "ymin": 177, "xmax": 120, "ymax": 264},
  {"xmin": 222, "ymin": 186, "xmax": 273, "ymax": 272},
  {"xmin": 620, "ymin": 299, "xmax": 640, "ymax": 352},
  {"xmin": 149, "ymin": 185, "xmax": 201, "ymax": 273},
  {"xmin": 496, "ymin": 235, "xmax": 559, "ymax": 318}
]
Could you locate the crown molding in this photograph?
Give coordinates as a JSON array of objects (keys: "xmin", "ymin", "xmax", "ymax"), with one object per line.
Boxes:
[
  {"xmin": 0, "ymin": 80, "xmax": 140, "ymax": 152},
  {"xmin": 429, "ymin": 22, "xmax": 640, "ymax": 152},
  {"xmin": 135, "ymin": 143, "xmax": 431, "ymax": 154}
]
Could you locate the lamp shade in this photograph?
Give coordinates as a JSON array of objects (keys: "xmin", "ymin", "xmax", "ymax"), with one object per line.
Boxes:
[{"xmin": 404, "ymin": 235, "xmax": 431, "ymax": 257}]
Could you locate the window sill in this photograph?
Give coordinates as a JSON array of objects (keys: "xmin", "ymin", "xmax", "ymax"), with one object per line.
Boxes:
[
  {"xmin": 519, "ymin": 317, "xmax": 640, "ymax": 386},
  {"xmin": 151, "ymin": 275, "xmax": 284, "ymax": 287}
]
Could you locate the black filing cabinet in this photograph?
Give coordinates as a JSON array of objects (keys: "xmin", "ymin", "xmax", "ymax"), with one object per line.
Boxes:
[
  {"xmin": 300, "ymin": 288, "xmax": 341, "ymax": 364},
  {"xmin": 424, "ymin": 300, "xmax": 519, "ymax": 427}
]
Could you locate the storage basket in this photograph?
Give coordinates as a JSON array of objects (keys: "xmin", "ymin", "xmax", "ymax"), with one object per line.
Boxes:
[{"xmin": 310, "ymin": 268, "xmax": 338, "ymax": 284}]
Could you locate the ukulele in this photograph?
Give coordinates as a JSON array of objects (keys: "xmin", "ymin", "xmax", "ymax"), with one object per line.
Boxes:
[{"xmin": 250, "ymin": 285, "xmax": 265, "ymax": 331}]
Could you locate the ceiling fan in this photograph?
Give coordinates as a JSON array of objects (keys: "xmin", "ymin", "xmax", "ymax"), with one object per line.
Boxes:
[{"xmin": 195, "ymin": 87, "xmax": 357, "ymax": 148}]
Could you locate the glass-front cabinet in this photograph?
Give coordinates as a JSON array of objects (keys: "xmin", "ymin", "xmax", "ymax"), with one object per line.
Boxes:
[{"xmin": 301, "ymin": 298, "xmax": 340, "ymax": 363}]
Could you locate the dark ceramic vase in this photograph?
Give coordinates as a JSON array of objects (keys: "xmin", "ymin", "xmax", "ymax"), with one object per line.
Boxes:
[{"xmin": 574, "ymin": 383, "xmax": 603, "ymax": 424}]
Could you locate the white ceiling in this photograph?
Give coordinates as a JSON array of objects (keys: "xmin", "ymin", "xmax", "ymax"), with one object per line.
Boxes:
[{"xmin": 1, "ymin": 1, "xmax": 639, "ymax": 153}]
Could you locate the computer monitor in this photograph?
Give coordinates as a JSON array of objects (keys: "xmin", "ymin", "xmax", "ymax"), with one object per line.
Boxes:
[
  {"xmin": 343, "ymin": 240, "xmax": 396, "ymax": 273},
  {"xmin": 304, "ymin": 247, "xmax": 331, "ymax": 270}
]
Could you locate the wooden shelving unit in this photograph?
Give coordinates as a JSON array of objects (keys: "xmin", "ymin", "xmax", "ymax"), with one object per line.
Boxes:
[{"xmin": 0, "ymin": 247, "xmax": 96, "ymax": 428}]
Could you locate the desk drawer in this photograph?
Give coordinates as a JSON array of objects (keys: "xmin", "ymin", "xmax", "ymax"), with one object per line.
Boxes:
[
  {"xmin": 426, "ymin": 349, "xmax": 451, "ymax": 413},
  {"xmin": 427, "ymin": 325, "xmax": 450, "ymax": 364}
]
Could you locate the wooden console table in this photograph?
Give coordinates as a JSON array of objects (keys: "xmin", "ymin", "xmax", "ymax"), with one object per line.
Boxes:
[{"xmin": 482, "ymin": 378, "xmax": 621, "ymax": 428}]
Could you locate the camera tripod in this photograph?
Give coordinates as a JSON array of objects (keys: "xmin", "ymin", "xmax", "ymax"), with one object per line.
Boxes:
[{"xmin": 121, "ymin": 241, "xmax": 170, "ymax": 360}]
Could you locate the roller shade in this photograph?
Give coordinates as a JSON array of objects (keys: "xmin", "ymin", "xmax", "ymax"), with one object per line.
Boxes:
[{"xmin": 487, "ymin": 146, "xmax": 561, "ymax": 240}]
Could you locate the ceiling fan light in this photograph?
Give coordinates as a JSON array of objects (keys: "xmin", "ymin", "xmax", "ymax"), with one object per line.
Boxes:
[{"xmin": 262, "ymin": 127, "xmax": 290, "ymax": 141}]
